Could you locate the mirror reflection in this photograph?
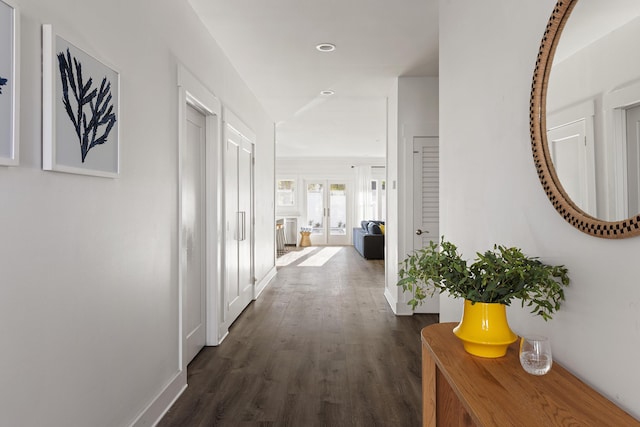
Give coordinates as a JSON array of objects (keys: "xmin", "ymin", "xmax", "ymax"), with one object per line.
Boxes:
[{"xmin": 547, "ymin": 0, "xmax": 640, "ymax": 221}]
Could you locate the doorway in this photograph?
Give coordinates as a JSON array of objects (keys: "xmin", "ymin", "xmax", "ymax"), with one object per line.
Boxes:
[
  {"xmin": 547, "ymin": 119, "xmax": 596, "ymax": 216},
  {"xmin": 178, "ymin": 65, "xmax": 223, "ymax": 368},
  {"xmin": 412, "ymin": 136, "xmax": 439, "ymax": 313},
  {"xmin": 304, "ymin": 180, "xmax": 349, "ymax": 245},
  {"xmin": 182, "ymin": 105, "xmax": 207, "ymax": 364}
]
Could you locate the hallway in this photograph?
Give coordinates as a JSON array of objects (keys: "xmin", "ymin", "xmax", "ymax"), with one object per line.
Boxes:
[{"xmin": 159, "ymin": 246, "xmax": 438, "ymax": 426}]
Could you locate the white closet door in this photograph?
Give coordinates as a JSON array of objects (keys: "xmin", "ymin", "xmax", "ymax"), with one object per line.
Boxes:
[
  {"xmin": 183, "ymin": 105, "xmax": 206, "ymax": 363},
  {"xmin": 223, "ymin": 122, "xmax": 253, "ymax": 329},
  {"xmin": 238, "ymin": 140, "xmax": 253, "ymax": 306},
  {"xmin": 225, "ymin": 136, "xmax": 240, "ymax": 321}
]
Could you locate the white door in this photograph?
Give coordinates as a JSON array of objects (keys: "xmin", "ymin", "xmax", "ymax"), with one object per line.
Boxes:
[
  {"xmin": 413, "ymin": 137, "xmax": 439, "ymax": 313},
  {"xmin": 413, "ymin": 137, "xmax": 439, "ymax": 249},
  {"xmin": 547, "ymin": 119, "xmax": 596, "ymax": 216},
  {"xmin": 224, "ymin": 124, "xmax": 253, "ymax": 328},
  {"xmin": 183, "ymin": 105, "xmax": 206, "ymax": 364},
  {"xmin": 305, "ymin": 180, "xmax": 349, "ymax": 245},
  {"xmin": 237, "ymin": 140, "xmax": 253, "ymax": 304},
  {"xmin": 626, "ymin": 105, "xmax": 640, "ymax": 215}
]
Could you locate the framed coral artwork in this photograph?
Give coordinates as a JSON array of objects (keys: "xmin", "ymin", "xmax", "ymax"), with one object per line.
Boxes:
[
  {"xmin": 0, "ymin": 0, "xmax": 19, "ymax": 166},
  {"xmin": 42, "ymin": 25, "xmax": 119, "ymax": 177}
]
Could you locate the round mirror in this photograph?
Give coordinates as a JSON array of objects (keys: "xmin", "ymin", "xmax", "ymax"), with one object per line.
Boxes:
[{"xmin": 531, "ymin": 0, "xmax": 640, "ymax": 238}]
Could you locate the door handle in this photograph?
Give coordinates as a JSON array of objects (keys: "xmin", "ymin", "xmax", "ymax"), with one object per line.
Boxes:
[
  {"xmin": 237, "ymin": 211, "xmax": 247, "ymax": 241},
  {"xmin": 416, "ymin": 229, "xmax": 428, "ymax": 235},
  {"xmin": 241, "ymin": 211, "xmax": 246, "ymax": 241}
]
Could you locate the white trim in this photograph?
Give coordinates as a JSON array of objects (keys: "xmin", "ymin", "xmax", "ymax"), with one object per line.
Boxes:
[
  {"xmin": 177, "ymin": 63, "xmax": 223, "ymax": 358},
  {"xmin": 547, "ymin": 100, "xmax": 595, "ymax": 129},
  {"xmin": 129, "ymin": 370, "xmax": 187, "ymax": 427},
  {"xmin": 223, "ymin": 108, "xmax": 256, "ymax": 143},
  {"xmin": 42, "ymin": 24, "xmax": 53, "ymax": 170},
  {"xmin": 254, "ymin": 266, "xmax": 277, "ymax": 299},
  {"xmin": 384, "ymin": 287, "xmax": 413, "ymax": 316},
  {"xmin": 604, "ymin": 81, "xmax": 640, "ymax": 220},
  {"xmin": 178, "ymin": 66, "xmax": 220, "ymax": 116},
  {"xmin": 217, "ymin": 330, "xmax": 229, "ymax": 345},
  {"xmin": 0, "ymin": 0, "xmax": 19, "ymax": 166}
]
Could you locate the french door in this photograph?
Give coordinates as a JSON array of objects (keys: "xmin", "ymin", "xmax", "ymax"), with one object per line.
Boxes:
[{"xmin": 305, "ymin": 180, "xmax": 349, "ymax": 245}]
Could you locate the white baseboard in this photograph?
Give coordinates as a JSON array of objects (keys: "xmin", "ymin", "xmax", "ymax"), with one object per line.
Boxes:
[
  {"xmin": 254, "ymin": 266, "xmax": 277, "ymax": 299},
  {"xmin": 217, "ymin": 329, "xmax": 229, "ymax": 345},
  {"xmin": 129, "ymin": 369, "xmax": 187, "ymax": 427},
  {"xmin": 384, "ymin": 287, "xmax": 413, "ymax": 316},
  {"xmin": 414, "ymin": 305, "xmax": 440, "ymax": 314}
]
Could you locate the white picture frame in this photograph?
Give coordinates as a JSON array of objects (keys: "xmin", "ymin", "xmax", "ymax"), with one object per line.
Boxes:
[
  {"xmin": 0, "ymin": 0, "xmax": 19, "ymax": 166},
  {"xmin": 42, "ymin": 24, "xmax": 120, "ymax": 178}
]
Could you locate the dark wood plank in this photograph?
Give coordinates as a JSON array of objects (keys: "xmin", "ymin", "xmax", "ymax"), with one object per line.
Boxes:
[{"xmin": 159, "ymin": 247, "xmax": 438, "ymax": 426}]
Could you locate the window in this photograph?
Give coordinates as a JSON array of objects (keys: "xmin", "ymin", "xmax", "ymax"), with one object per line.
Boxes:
[
  {"xmin": 369, "ymin": 179, "xmax": 386, "ymax": 221},
  {"xmin": 276, "ymin": 179, "xmax": 296, "ymax": 207},
  {"xmin": 306, "ymin": 183, "xmax": 324, "ymax": 233}
]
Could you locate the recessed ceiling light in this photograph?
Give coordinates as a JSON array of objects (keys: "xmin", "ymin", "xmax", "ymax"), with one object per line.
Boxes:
[
  {"xmin": 316, "ymin": 43, "xmax": 336, "ymax": 52},
  {"xmin": 320, "ymin": 90, "xmax": 335, "ymax": 96}
]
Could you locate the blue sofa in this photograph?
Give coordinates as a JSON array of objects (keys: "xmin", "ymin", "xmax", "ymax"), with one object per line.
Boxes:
[{"xmin": 353, "ymin": 221, "xmax": 385, "ymax": 259}]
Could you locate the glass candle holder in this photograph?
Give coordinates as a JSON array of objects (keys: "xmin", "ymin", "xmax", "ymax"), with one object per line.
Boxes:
[{"xmin": 519, "ymin": 335, "xmax": 552, "ymax": 375}]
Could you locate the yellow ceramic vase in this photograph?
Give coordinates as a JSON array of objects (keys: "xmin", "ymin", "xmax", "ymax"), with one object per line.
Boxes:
[{"xmin": 453, "ymin": 300, "xmax": 518, "ymax": 358}]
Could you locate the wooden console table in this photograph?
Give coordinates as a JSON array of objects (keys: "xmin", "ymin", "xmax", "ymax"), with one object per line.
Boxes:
[{"xmin": 421, "ymin": 323, "xmax": 639, "ymax": 426}]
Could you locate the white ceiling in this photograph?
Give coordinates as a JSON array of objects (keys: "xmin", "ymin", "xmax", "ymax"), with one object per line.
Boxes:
[
  {"xmin": 554, "ymin": 0, "xmax": 640, "ymax": 63},
  {"xmin": 188, "ymin": 0, "xmax": 439, "ymax": 158}
]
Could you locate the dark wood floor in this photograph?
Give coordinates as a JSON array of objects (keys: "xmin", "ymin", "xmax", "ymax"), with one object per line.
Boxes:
[{"xmin": 159, "ymin": 246, "xmax": 438, "ymax": 427}]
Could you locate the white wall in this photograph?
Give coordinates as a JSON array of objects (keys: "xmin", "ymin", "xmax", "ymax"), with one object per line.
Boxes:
[
  {"xmin": 385, "ymin": 77, "xmax": 439, "ymax": 315},
  {"xmin": 440, "ymin": 0, "xmax": 640, "ymax": 419},
  {"xmin": 277, "ymin": 156, "xmax": 384, "ymax": 178},
  {"xmin": 397, "ymin": 77, "xmax": 439, "ymax": 262},
  {"xmin": 548, "ymin": 16, "xmax": 640, "ymax": 112},
  {"xmin": 0, "ymin": 1, "xmax": 274, "ymax": 426}
]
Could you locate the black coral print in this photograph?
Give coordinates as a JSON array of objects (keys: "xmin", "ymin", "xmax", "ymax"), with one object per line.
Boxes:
[
  {"xmin": 0, "ymin": 76, "xmax": 6, "ymax": 94},
  {"xmin": 57, "ymin": 48, "xmax": 116, "ymax": 162}
]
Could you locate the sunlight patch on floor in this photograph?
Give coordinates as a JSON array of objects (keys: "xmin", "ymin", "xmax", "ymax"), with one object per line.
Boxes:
[
  {"xmin": 276, "ymin": 247, "xmax": 317, "ymax": 267},
  {"xmin": 298, "ymin": 247, "xmax": 342, "ymax": 267}
]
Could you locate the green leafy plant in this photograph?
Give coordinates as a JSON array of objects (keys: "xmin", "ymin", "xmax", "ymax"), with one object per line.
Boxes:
[{"xmin": 397, "ymin": 237, "xmax": 569, "ymax": 320}]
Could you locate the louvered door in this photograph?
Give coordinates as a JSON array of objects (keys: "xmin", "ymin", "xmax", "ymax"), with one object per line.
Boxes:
[{"xmin": 413, "ymin": 137, "xmax": 439, "ymax": 250}]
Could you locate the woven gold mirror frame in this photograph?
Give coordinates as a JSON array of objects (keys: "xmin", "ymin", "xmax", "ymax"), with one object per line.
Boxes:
[{"xmin": 530, "ymin": 0, "xmax": 640, "ymax": 238}]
